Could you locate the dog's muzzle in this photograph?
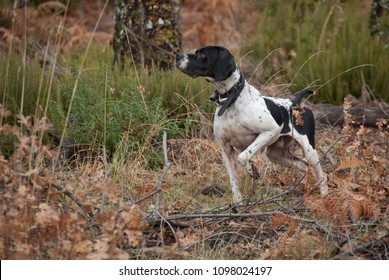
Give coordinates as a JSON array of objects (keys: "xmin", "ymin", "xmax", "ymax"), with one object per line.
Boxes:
[
  {"xmin": 176, "ymin": 54, "xmax": 198, "ymax": 78},
  {"xmin": 175, "ymin": 54, "xmax": 187, "ymax": 70}
]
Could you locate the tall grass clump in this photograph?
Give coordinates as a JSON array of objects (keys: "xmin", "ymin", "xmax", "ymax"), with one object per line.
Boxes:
[
  {"xmin": 0, "ymin": 42, "xmax": 208, "ymax": 167},
  {"xmin": 52, "ymin": 47, "xmax": 180, "ymax": 162},
  {"xmin": 0, "ymin": 52, "xmax": 56, "ymax": 123},
  {"xmin": 244, "ymin": 0, "xmax": 389, "ymax": 103}
]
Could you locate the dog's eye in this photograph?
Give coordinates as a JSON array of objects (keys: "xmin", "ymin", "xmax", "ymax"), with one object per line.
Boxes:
[{"xmin": 198, "ymin": 53, "xmax": 207, "ymax": 61}]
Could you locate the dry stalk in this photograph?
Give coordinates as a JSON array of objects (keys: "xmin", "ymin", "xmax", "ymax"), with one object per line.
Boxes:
[
  {"xmin": 155, "ymin": 131, "xmax": 172, "ymax": 213},
  {"xmin": 138, "ymin": 131, "xmax": 172, "ymax": 222},
  {"xmin": 51, "ymin": 183, "xmax": 93, "ymax": 221}
]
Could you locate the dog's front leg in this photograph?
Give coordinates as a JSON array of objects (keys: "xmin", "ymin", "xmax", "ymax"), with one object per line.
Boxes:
[
  {"xmin": 221, "ymin": 144, "xmax": 242, "ymax": 203},
  {"xmin": 238, "ymin": 131, "xmax": 279, "ymax": 173}
]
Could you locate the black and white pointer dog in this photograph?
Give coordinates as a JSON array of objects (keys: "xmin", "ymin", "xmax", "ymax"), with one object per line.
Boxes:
[{"xmin": 176, "ymin": 46, "xmax": 328, "ymax": 203}]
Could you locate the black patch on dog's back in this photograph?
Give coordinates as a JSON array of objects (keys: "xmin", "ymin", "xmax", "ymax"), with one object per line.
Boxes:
[{"xmin": 264, "ymin": 98, "xmax": 291, "ymax": 134}]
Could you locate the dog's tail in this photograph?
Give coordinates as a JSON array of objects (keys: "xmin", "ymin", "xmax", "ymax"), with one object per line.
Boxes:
[{"xmin": 292, "ymin": 89, "xmax": 314, "ymax": 107}]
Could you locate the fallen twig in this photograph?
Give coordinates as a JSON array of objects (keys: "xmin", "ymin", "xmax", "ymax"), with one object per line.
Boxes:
[
  {"xmin": 157, "ymin": 210, "xmax": 283, "ymax": 222},
  {"xmin": 51, "ymin": 183, "xmax": 92, "ymax": 221},
  {"xmin": 332, "ymin": 232, "xmax": 389, "ymax": 259},
  {"xmin": 135, "ymin": 189, "xmax": 161, "ymax": 204}
]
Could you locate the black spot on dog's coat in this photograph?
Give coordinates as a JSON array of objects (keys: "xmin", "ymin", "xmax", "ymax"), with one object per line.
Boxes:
[
  {"xmin": 292, "ymin": 107, "xmax": 316, "ymax": 149},
  {"xmin": 263, "ymin": 98, "xmax": 291, "ymax": 134}
]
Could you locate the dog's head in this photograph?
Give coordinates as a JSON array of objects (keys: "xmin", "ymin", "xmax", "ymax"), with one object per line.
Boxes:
[{"xmin": 176, "ymin": 46, "xmax": 236, "ymax": 82}]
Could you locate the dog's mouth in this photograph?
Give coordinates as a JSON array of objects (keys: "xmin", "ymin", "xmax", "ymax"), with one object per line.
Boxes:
[
  {"xmin": 177, "ymin": 66, "xmax": 198, "ymax": 78},
  {"xmin": 185, "ymin": 71, "xmax": 198, "ymax": 78}
]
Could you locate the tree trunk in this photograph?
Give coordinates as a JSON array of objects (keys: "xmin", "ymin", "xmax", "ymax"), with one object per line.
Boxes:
[
  {"xmin": 113, "ymin": 0, "xmax": 181, "ymax": 70},
  {"xmin": 369, "ymin": 0, "xmax": 389, "ymax": 47}
]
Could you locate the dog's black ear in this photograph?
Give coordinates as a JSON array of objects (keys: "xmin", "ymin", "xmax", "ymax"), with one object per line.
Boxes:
[{"xmin": 213, "ymin": 47, "xmax": 236, "ymax": 82}]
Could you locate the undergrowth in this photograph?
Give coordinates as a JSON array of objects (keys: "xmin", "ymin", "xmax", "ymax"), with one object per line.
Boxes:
[
  {"xmin": 0, "ymin": 42, "xmax": 210, "ymax": 163},
  {"xmin": 242, "ymin": 0, "xmax": 389, "ymax": 103},
  {"xmin": 0, "ymin": 97, "xmax": 388, "ymax": 259}
]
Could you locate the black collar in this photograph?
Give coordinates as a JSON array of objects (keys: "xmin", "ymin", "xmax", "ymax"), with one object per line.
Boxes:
[{"xmin": 212, "ymin": 72, "xmax": 245, "ymax": 117}]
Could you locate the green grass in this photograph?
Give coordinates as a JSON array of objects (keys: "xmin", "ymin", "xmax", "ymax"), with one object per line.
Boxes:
[
  {"xmin": 0, "ymin": 43, "xmax": 211, "ymax": 167},
  {"xmin": 0, "ymin": 52, "xmax": 54, "ymax": 123},
  {"xmin": 243, "ymin": 0, "xmax": 389, "ymax": 103}
]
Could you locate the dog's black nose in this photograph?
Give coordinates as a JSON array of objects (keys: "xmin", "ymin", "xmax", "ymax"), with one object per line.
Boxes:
[{"xmin": 176, "ymin": 53, "xmax": 184, "ymax": 61}]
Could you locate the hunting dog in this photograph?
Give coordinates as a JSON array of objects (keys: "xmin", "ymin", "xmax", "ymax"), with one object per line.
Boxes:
[{"xmin": 176, "ymin": 46, "xmax": 328, "ymax": 203}]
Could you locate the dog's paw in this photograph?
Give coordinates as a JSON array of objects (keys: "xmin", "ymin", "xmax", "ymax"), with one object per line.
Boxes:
[{"xmin": 317, "ymin": 177, "xmax": 328, "ymax": 196}]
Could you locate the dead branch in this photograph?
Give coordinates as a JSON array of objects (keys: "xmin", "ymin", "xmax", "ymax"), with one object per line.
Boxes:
[
  {"xmin": 312, "ymin": 102, "xmax": 389, "ymax": 127},
  {"xmin": 151, "ymin": 206, "xmax": 347, "ymax": 241},
  {"xmin": 51, "ymin": 183, "xmax": 92, "ymax": 221},
  {"xmin": 100, "ymin": 145, "xmax": 109, "ymax": 213},
  {"xmin": 332, "ymin": 232, "xmax": 389, "ymax": 259},
  {"xmin": 142, "ymin": 131, "xmax": 173, "ymax": 222},
  {"xmin": 135, "ymin": 189, "xmax": 161, "ymax": 204},
  {"xmin": 157, "ymin": 210, "xmax": 283, "ymax": 222},
  {"xmin": 125, "ymin": 26, "xmax": 176, "ymax": 58},
  {"xmin": 125, "ymin": 26, "xmax": 145, "ymax": 68}
]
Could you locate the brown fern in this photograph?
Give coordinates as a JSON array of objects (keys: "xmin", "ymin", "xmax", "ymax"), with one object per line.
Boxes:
[
  {"xmin": 342, "ymin": 95, "xmax": 353, "ymax": 135},
  {"xmin": 335, "ymin": 157, "xmax": 366, "ymax": 173},
  {"xmin": 347, "ymin": 200, "xmax": 380, "ymax": 223},
  {"xmin": 305, "ymin": 174, "xmax": 381, "ymax": 225},
  {"xmin": 271, "ymin": 213, "xmax": 293, "ymax": 229},
  {"xmin": 304, "ymin": 178, "xmax": 380, "ymax": 225},
  {"xmin": 37, "ymin": 1, "xmax": 67, "ymax": 15},
  {"xmin": 335, "ymin": 178, "xmax": 380, "ymax": 222}
]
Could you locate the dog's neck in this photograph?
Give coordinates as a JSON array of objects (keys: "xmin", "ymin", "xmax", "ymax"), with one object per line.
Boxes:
[
  {"xmin": 207, "ymin": 68, "xmax": 242, "ymax": 94},
  {"xmin": 207, "ymin": 68, "xmax": 246, "ymax": 117}
]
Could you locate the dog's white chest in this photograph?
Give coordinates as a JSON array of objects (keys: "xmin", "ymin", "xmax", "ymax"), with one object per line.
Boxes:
[
  {"xmin": 213, "ymin": 85, "xmax": 281, "ymax": 151},
  {"xmin": 213, "ymin": 108, "xmax": 258, "ymax": 151}
]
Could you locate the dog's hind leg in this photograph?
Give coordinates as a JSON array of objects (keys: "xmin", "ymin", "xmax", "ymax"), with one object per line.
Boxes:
[
  {"xmin": 293, "ymin": 134, "xmax": 328, "ymax": 195},
  {"xmin": 266, "ymin": 136, "xmax": 308, "ymax": 173}
]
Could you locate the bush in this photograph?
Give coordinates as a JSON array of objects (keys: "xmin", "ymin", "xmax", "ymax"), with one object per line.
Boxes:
[{"xmin": 55, "ymin": 64, "xmax": 179, "ymax": 159}]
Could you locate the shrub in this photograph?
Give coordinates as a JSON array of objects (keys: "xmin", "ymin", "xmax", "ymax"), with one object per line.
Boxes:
[{"xmin": 55, "ymin": 64, "xmax": 179, "ymax": 159}]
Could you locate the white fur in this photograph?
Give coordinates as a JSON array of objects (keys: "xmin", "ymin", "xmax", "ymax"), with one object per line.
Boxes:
[{"xmin": 176, "ymin": 55, "xmax": 189, "ymax": 71}]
